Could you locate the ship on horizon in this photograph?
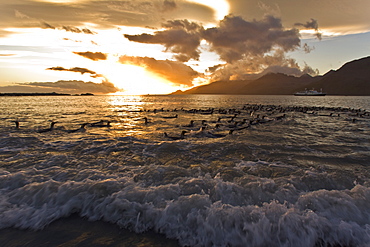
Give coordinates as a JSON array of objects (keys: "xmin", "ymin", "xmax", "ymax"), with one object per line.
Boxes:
[{"xmin": 294, "ymin": 88, "xmax": 326, "ymax": 96}]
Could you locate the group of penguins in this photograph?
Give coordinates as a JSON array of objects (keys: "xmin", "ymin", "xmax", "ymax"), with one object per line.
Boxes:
[
  {"xmin": 149, "ymin": 103, "xmax": 369, "ymax": 140},
  {"xmin": 9, "ymin": 103, "xmax": 369, "ymax": 140},
  {"xmin": 10, "ymin": 119, "xmax": 112, "ymax": 134}
]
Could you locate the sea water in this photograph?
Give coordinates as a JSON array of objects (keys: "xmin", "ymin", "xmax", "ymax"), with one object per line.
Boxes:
[{"xmin": 0, "ymin": 95, "xmax": 369, "ymax": 246}]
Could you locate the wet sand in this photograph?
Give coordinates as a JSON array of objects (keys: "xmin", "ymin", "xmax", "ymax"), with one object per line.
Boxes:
[{"xmin": 0, "ymin": 215, "xmax": 180, "ymax": 247}]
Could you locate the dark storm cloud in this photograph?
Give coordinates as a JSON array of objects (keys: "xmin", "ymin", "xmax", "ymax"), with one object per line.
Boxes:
[
  {"xmin": 295, "ymin": 18, "xmax": 318, "ymax": 30},
  {"xmin": 46, "ymin": 66, "xmax": 103, "ymax": 78},
  {"xmin": 162, "ymin": 19, "xmax": 203, "ymax": 31},
  {"xmin": 261, "ymin": 62, "xmax": 318, "ymax": 77},
  {"xmin": 203, "ymin": 15, "xmax": 301, "ymax": 63},
  {"xmin": 124, "ymin": 15, "xmax": 320, "ymax": 80},
  {"xmin": 302, "ymin": 43, "xmax": 314, "ymax": 53},
  {"xmin": 294, "ymin": 18, "xmax": 322, "ymax": 40},
  {"xmin": 125, "ymin": 15, "xmax": 301, "ymax": 63},
  {"xmin": 73, "ymin": 52, "xmax": 108, "ymax": 61},
  {"xmin": 207, "ymin": 64, "xmax": 225, "ymax": 73},
  {"xmin": 118, "ymin": 55, "xmax": 200, "ymax": 86},
  {"xmin": 209, "ymin": 49, "xmax": 318, "ymax": 81},
  {"xmin": 125, "ymin": 19, "xmax": 204, "ymax": 62}
]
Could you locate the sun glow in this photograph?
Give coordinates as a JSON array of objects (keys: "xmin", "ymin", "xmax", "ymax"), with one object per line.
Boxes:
[
  {"xmin": 102, "ymin": 62, "xmax": 178, "ymax": 95},
  {"xmin": 187, "ymin": 0, "xmax": 230, "ymax": 20}
]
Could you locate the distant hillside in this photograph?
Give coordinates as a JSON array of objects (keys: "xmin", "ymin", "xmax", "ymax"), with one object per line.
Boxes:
[
  {"xmin": 306, "ymin": 56, "xmax": 370, "ymax": 95},
  {"xmin": 173, "ymin": 56, "xmax": 370, "ymax": 96},
  {"xmin": 174, "ymin": 80, "xmax": 252, "ymax": 95},
  {"xmin": 174, "ymin": 73, "xmax": 320, "ymax": 95},
  {"xmin": 238, "ymin": 73, "xmax": 320, "ymax": 95}
]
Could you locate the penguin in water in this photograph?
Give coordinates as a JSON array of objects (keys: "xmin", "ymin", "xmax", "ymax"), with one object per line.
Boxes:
[
  {"xmin": 37, "ymin": 121, "xmax": 57, "ymax": 133},
  {"xmin": 182, "ymin": 120, "xmax": 194, "ymax": 127},
  {"xmin": 274, "ymin": 114, "xmax": 286, "ymax": 121},
  {"xmin": 143, "ymin": 117, "xmax": 151, "ymax": 125},
  {"xmin": 66, "ymin": 123, "xmax": 88, "ymax": 133},
  {"xmin": 206, "ymin": 129, "xmax": 234, "ymax": 138},
  {"xmin": 163, "ymin": 130, "xmax": 187, "ymax": 140},
  {"xmin": 162, "ymin": 114, "xmax": 178, "ymax": 119},
  {"xmin": 89, "ymin": 120, "xmax": 104, "ymax": 127},
  {"xmin": 12, "ymin": 120, "xmax": 20, "ymax": 129},
  {"xmin": 189, "ymin": 126, "xmax": 217, "ymax": 138},
  {"xmin": 90, "ymin": 120, "xmax": 111, "ymax": 127}
]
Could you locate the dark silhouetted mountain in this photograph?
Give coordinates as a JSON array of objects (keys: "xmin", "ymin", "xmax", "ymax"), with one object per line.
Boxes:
[
  {"xmin": 239, "ymin": 73, "xmax": 321, "ymax": 95},
  {"xmin": 173, "ymin": 56, "xmax": 370, "ymax": 95},
  {"xmin": 172, "ymin": 80, "xmax": 252, "ymax": 94},
  {"xmin": 305, "ymin": 56, "xmax": 370, "ymax": 95},
  {"xmin": 174, "ymin": 73, "xmax": 319, "ymax": 95}
]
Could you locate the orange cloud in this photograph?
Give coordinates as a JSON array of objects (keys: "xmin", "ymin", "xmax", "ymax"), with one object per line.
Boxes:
[
  {"xmin": 73, "ymin": 51, "xmax": 108, "ymax": 61},
  {"xmin": 118, "ymin": 55, "xmax": 201, "ymax": 86},
  {"xmin": 46, "ymin": 66, "xmax": 104, "ymax": 78}
]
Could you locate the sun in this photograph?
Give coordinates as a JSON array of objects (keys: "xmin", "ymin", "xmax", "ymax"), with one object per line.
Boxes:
[{"xmin": 101, "ymin": 62, "xmax": 178, "ymax": 95}]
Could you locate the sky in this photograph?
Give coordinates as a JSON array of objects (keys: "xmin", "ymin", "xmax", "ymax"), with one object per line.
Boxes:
[{"xmin": 0, "ymin": 0, "xmax": 370, "ymax": 95}]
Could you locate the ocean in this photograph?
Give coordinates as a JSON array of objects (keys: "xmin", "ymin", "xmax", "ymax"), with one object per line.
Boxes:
[{"xmin": 0, "ymin": 94, "xmax": 369, "ymax": 247}]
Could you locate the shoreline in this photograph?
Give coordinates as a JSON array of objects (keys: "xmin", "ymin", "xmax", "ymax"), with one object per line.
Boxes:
[
  {"xmin": 0, "ymin": 214, "xmax": 179, "ymax": 247},
  {"xmin": 0, "ymin": 93, "xmax": 94, "ymax": 96}
]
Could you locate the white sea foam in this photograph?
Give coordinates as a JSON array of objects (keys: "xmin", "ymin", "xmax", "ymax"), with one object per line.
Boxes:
[{"xmin": 1, "ymin": 165, "xmax": 370, "ymax": 246}]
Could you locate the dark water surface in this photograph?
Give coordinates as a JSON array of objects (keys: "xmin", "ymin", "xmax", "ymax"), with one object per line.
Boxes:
[{"xmin": 0, "ymin": 95, "xmax": 369, "ymax": 246}]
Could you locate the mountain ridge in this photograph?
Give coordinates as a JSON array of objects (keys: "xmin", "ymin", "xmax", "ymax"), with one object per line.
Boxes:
[{"xmin": 172, "ymin": 56, "xmax": 370, "ymax": 95}]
